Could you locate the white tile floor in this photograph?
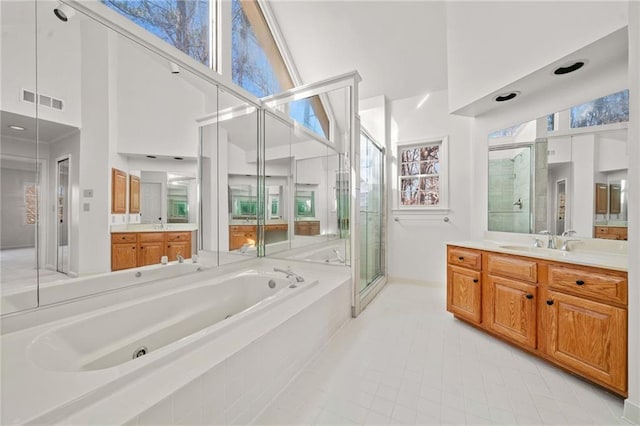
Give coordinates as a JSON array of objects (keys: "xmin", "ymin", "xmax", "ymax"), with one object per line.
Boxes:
[{"xmin": 253, "ymin": 281, "xmax": 627, "ymax": 425}]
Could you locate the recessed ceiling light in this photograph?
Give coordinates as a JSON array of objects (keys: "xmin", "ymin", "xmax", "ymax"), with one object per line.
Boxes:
[
  {"xmin": 553, "ymin": 61, "xmax": 585, "ymax": 75},
  {"xmin": 146, "ymin": 155, "xmax": 157, "ymax": 159},
  {"xmin": 494, "ymin": 92, "xmax": 520, "ymax": 102},
  {"xmin": 8, "ymin": 125, "xmax": 26, "ymax": 131},
  {"xmin": 173, "ymin": 157, "xmax": 184, "ymax": 160}
]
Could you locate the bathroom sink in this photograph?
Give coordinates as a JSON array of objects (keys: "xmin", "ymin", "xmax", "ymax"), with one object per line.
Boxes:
[{"xmin": 498, "ymin": 245, "xmax": 569, "ymax": 257}]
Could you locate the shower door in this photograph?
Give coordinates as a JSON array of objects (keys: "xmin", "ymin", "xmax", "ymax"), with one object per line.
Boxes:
[{"xmin": 359, "ymin": 132, "xmax": 384, "ymax": 293}]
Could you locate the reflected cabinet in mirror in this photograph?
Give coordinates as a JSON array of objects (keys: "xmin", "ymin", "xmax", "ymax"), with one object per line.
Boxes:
[{"xmin": 488, "ymin": 90, "xmax": 628, "ymax": 240}]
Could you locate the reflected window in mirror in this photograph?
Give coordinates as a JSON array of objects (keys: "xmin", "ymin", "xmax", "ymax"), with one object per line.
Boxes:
[
  {"xmin": 295, "ymin": 191, "xmax": 315, "ymax": 218},
  {"xmin": 571, "ymin": 89, "xmax": 629, "ymax": 128},
  {"xmin": 102, "ymin": 0, "xmax": 215, "ymax": 69}
]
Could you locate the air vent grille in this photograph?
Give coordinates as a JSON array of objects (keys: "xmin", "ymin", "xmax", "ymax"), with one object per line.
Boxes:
[{"xmin": 21, "ymin": 89, "xmax": 64, "ymax": 111}]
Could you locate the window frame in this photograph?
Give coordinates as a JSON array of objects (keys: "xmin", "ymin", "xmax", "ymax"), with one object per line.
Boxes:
[
  {"xmin": 395, "ymin": 136, "xmax": 449, "ymax": 211},
  {"xmin": 232, "ymin": 0, "xmax": 330, "ymax": 138}
]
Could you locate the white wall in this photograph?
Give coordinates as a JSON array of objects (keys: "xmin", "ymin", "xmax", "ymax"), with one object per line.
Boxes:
[
  {"xmin": 77, "ymin": 20, "xmax": 111, "ymax": 275},
  {"xmin": 115, "ymin": 36, "xmax": 205, "ymax": 159},
  {"xmin": 624, "ymin": 2, "xmax": 639, "ymax": 422},
  {"xmin": 446, "ymin": 1, "xmax": 628, "ymax": 112},
  {"xmin": 570, "ymin": 134, "xmax": 596, "ymax": 236},
  {"xmin": 387, "ymin": 89, "xmax": 473, "ymax": 283}
]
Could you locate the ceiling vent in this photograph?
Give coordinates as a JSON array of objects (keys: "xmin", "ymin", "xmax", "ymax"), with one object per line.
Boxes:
[{"xmin": 21, "ymin": 89, "xmax": 65, "ymax": 111}]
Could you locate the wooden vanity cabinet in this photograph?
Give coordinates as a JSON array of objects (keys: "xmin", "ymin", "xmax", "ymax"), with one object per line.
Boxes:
[
  {"xmin": 446, "ymin": 247, "xmax": 482, "ymax": 324},
  {"xmin": 229, "ymin": 225, "xmax": 257, "ymax": 251},
  {"xmin": 138, "ymin": 232, "xmax": 165, "ymax": 266},
  {"xmin": 543, "ymin": 263, "xmax": 627, "ymax": 393},
  {"xmin": 295, "ymin": 221, "xmax": 320, "ymax": 236},
  {"xmin": 484, "ymin": 254, "xmax": 539, "ymax": 349},
  {"xmin": 111, "ymin": 233, "xmax": 138, "ymax": 271},
  {"xmin": 111, "ymin": 231, "xmax": 192, "ymax": 270},
  {"xmin": 446, "ymin": 245, "xmax": 628, "ymax": 396},
  {"xmin": 167, "ymin": 232, "xmax": 191, "ymax": 261}
]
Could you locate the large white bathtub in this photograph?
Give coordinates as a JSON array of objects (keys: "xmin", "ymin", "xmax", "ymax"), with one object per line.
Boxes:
[
  {"xmin": 1, "ymin": 258, "xmax": 350, "ymax": 425},
  {"xmin": 29, "ymin": 271, "xmax": 306, "ymax": 372}
]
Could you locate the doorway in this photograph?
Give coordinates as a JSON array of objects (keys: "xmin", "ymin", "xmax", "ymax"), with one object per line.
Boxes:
[{"xmin": 56, "ymin": 157, "xmax": 70, "ymax": 274}]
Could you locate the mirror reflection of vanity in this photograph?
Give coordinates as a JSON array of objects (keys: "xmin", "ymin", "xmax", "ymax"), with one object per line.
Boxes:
[{"xmin": 487, "ymin": 91, "xmax": 629, "ymax": 240}]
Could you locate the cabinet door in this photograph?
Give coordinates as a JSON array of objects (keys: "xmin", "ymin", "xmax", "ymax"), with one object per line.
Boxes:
[
  {"xmin": 138, "ymin": 240, "xmax": 165, "ymax": 266},
  {"xmin": 544, "ymin": 290, "xmax": 626, "ymax": 393},
  {"xmin": 129, "ymin": 175, "xmax": 140, "ymax": 214},
  {"xmin": 112, "ymin": 168, "xmax": 127, "ymax": 214},
  {"xmin": 167, "ymin": 241, "xmax": 190, "ymax": 261},
  {"xmin": 595, "ymin": 183, "xmax": 608, "ymax": 214},
  {"xmin": 486, "ymin": 275, "xmax": 537, "ymax": 349},
  {"xmin": 447, "ymin": 265, "xmax": 482, "ymax": 324},
  {"xmin": 111, "ymin": 243, "xmax": 137, "ymax": 271}
]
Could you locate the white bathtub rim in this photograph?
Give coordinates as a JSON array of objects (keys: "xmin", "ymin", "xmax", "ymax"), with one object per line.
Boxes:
[
  {"xmin": 60, "ymin": 275, "xmax": 351, "ymax": 426},
  {"xmin": 2, "ymin": 260, "xmax": 349, "ymax": 425},
  {"xmin": 28, "ymin": 274, "xmax": 316, "ymax": 373}
]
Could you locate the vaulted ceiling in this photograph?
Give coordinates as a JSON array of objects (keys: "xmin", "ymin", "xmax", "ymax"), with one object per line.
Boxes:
[{"xmin": 268, "ymin": 1, "xmax": 449, "ymax": 102}]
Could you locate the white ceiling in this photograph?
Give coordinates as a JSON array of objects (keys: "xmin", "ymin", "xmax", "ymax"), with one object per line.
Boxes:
[{"xmin": 268, "ymin": 1, "xmax": 449, "ymax": 101}]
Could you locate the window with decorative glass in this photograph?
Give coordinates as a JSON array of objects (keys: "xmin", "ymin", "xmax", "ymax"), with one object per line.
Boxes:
[{"xmin": 397, "ymin": 137, "xmax": 448, "ymax": 209}]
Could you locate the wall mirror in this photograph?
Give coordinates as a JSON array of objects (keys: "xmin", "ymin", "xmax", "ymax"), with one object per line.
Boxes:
[
  {"xmin": 487, "ymin": 91, "xmax": 629, "ymax": 240},
  {"xmin": 129, "ymin": 170, "xmax": 197, "ymax": 225},
  {"xmin": 1, "ymin": 0, "xmax": 225, "ymax": 314},
  {"xmin": 262, "ymin": 86, "xmax": 351, "ymax": 265}
]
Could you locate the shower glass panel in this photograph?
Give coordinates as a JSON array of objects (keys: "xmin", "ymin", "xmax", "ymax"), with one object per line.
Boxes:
[
  {"xmin": 1, "ymin": 0, "xmax": 40, "ymax": 314},
  {"xmin": 488, "ymin": 145, "xmax": 533, "ymax": 233},
  {"xmin": 359, "ymin": 132, "xmax": 384, "ymax": 292}
]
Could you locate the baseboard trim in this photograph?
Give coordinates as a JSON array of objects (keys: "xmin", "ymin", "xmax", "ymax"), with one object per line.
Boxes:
[{"xmin": 624, "ymin": 399, "xmax": 640, "ymax": 425}]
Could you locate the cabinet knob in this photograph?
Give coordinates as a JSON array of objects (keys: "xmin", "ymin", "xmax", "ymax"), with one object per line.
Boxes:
[
  {"xmin": 132, "ymin": 246, "xmax": 136, "ymax": 249},
  {"xmin": 546, "ymin": 300, "xmax": 554, "ymax": 306},
  {"xmin": 473, "ymin": 279, "xmax": 479, "ymax": 283},
  {"xmin": 458, "ymin": 256, "xmax": 464, "ymax": 261},
  {"xmin": 575, "ymin": 280, "xmax": 585, "ymax": 286},
  {"xmin": 526, "ymin": 294, "xmax": 534, "ymax": 299}
]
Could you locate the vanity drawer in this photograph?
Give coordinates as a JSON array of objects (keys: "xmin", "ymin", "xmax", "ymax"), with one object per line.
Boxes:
[
  {"xmin": 138, "ymin": 232, "xmax": 165, "ymax": 243},
  {"xmin": 167, "ymin": 232, "xmax": 190, "ymax": 242},
  {"xmin": 487, "ymin": 254, "xmax": 537, "ymax": 283},
  {"xmin": 230, "ymin": 225, "xmax": 256, "ymax": 232},
  {"xmin": 266, "ymin": 224, "xmax": 288, "ymax": 231},
  {"xmin": 447, "ymin": 247, "xmax": 481, "ymax": 270},
  {"xmin": 548, "ymin": 265, "xmax": 627, "ymax": 305},
  {"xmin": 111, "ymin": 233, "xmax": 136, "ymax": 243}
]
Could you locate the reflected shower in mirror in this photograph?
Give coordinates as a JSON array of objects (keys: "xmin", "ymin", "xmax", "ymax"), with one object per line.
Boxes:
[{"xmin": 487, "ymin": 91, "xmax": 629, "ymax": 240}]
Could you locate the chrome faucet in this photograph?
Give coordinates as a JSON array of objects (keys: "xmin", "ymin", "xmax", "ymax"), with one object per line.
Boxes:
[
  {"xmin": 273, "ymin": 267, "xmax": 305, "ymax": 284},
  {"xmin": 560, "ymin": 239, "xmax": 579, "ymax": 251},
  {"xmin": 539, "ymin": 230, "xmax": 556, "ymax": 249},
  {"xmin": 176, "ymin": 254, "xmax": 184, "ymax": 263},
  {"xmin": 333, "ymin": 249, "xmax": 345, "ymax": 263}
]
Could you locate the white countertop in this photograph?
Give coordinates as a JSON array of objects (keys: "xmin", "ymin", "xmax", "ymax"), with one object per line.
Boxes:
[
  {"xmin": 228, "ymin": 220, "xmax": 288, "ymax": 226},
  {"xmin": 110, "ymin": 224, "xmax": 198, "ymax": 233},
  {"xmin": 449, "ymin": 239, "xmax": 628, "ymax": 272}
]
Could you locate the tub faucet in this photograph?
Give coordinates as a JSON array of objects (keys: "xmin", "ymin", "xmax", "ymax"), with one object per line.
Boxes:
[
  {"xmin": 333, "ymin": 249, "xmax": 345, "ymax": 263},
  {"xmin": 177, "ymin": 254, "xmax": 184, "ymax": 263},
  {"xmin": 539, "ymin": 230, "xmax": 556, "ymax": 249},
  {"xmin": 273, "ymin": 267, "xmax": 305, "ymax": 283}
]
